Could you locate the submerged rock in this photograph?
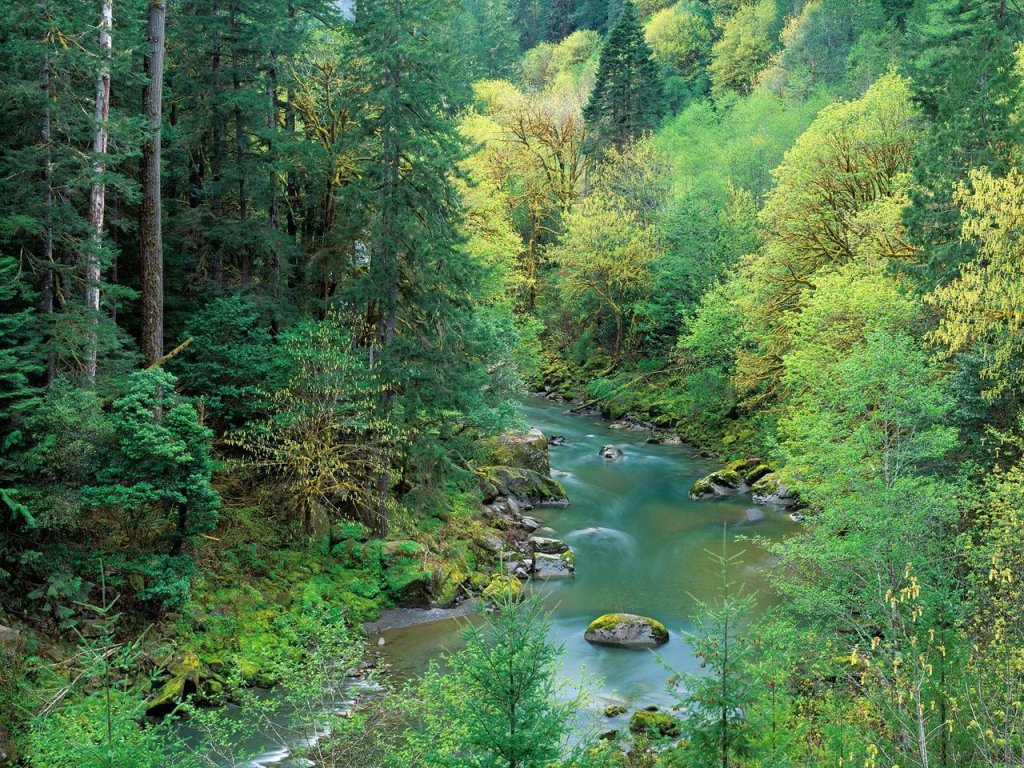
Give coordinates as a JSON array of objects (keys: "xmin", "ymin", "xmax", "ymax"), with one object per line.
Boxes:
[
  {"xmin": 599, "ymin": 444, "xmax": 624, "ymax": 461},
  {"xmin": 584, "ymin": 613, "xmax": 669, "ymax": 648},
  {"xmin": 531, "ymin": 550, "xmax": 575, "ymax": 578},
  {"xmin": 547, "ymin": 435, "xmax": 566, "ymax": 446}
]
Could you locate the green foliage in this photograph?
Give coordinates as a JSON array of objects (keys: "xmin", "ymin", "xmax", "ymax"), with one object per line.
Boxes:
[
  {"xmin": 85, "ymin": 369, "xmax": 219, "ymax": 565},
  {"xmin": 708, "ymin": 0, "xmax": 778, "ymax": 99},
  {"xmin": 171, "ymin": 295, "xmax": 282, "ymax": 428},
  {"xmin": 398, "ymin": 596, "xmax": 607, "ymax": 768}
]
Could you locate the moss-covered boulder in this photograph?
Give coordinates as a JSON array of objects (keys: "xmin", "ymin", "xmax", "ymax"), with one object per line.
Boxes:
[
  {"xmin": 603, "ymin": 703, "xmax": 628, "ymax": 717},
  {"xmin": 531, "ymin": 550, "xmax": 575, "ymax": 579},
  {"xmin": 584, "ymin": 613, "xmax": 669, "ymax": 648},
  {"xmin": 629, "ymin": 709, "xmax": 680, "ymax": 737},
  {"xmin": 147, "ymin": 650, "xmax": 202, "ymax": 715},
  {"xmin": 482, "ymin": 573, "xmax": 524, "ymax": 603},
  {"xmin": 529, "ymin": 536, "xmax": 569, "ymax": 555},
  {"xmin": 479, "ymin": 466, "xmax": 569, "ymax": 509},
  {"xmin": 751, "ymin": 472, "xmax": 798, "ymax": 507},
  {"xmin": 485, "ymin": 428, "xmax": 551, "ymax": 474},
  {"xmin": 688, "ymin": 468, "xmax": 744, "ymax": 500},
  {"xmin": 744, "ymin": 463, "xmax": 773, "ymax": 486}
]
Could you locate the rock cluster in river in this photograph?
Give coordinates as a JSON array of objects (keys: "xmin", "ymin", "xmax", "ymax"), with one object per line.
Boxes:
[
  {"xmin": 688, "ymin": 458, "xmax": 803, "ymax": 515},
  {"xmin": 599, "ymin": 444, "xmax": 624, "ymax": 460}
]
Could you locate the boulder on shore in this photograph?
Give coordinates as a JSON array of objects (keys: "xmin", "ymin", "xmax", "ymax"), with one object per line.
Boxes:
[
  {"xmin": 479, "ymin": 466, "xmax": 570, "ymax": 509},
  {"xmin": 689, "ymin": 458, "xmax": 774, "ymax": 500},
  {"xmin": 599, "ymin": 445, "xmax": 624, "ymax": 461},
  {"xmin": 751, "ymin": 472, "xmax": 798, "ymax": 508},
  {"xmin": 529, "ymin": 536, "xmax": 569, "ymax": 555},
  {"xmin": 584, "ymin": 613, "xmax": 669, "ymax": 648},
  {"xmin": 488, "ymin": 428, "xmax": 551, "ymax": 474}
]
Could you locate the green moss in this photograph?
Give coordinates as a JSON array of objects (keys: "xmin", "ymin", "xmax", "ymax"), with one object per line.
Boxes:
[
  {"xmin": 560, "ymin": 549, "xmax": 576, "ymax": 569},
  {"xmin": 604, "ymin": 704, "xmax": 628, "ymax": 717},
  {"xmin": 751, "ymin": 472, "xmax": 781, "ymax": 495},
  {"xmin": 629, "ymin": 709, "xmax": 680, "ymax": 738},
  {"xmin": 745, "ymin": 463, "xmax": 773, "ymax": 485},
  {"xmin": 482, "ymin": 573, "xmax": 523, "ymax": 603}
]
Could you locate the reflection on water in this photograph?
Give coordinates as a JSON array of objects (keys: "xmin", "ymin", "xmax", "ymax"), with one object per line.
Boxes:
[{"xmin": 380, "ymin": 396, "xmax": 796, "ymax": 711}]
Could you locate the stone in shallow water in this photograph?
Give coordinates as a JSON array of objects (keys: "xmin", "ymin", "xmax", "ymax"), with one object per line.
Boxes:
[
  {"xmin": 599, "ymin": 444, "xmax": 624, "ymax": 460},
  {"xmin": 584, "ymin": 613, "xmax": 669, "ymax": 648},
  {"xmin": 531, "ymin": 551, "xmax": 575, "ymax": 578}
]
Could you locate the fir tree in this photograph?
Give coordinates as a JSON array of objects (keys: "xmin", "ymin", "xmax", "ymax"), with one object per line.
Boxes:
[{"xmin": 584, "ymin": 0, "xmax": 665, "ymax": 149}]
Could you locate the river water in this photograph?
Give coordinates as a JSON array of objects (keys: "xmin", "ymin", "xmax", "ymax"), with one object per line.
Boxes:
[
  {"xmin": 380, "ymin": 396, "xmax": 794, "ymax": 721},
  {"xmin": 195, "ymin": 396, "xmax": 795, "ymax": 764}
]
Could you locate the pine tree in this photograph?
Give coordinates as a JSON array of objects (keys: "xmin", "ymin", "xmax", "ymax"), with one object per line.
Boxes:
[
  {"xmin": 461, "ymin": 0, "xmax": 520, "ymax": 79},
  {"xmin": 544, "ymin": 0, "xmax": 578, "ymax": 41},
  {"xmin": 584, "ymin": 0, "xmax": 665, "ymax": 149}
]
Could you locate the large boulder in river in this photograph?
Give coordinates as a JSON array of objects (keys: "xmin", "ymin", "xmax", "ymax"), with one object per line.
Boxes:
[
  {"xmin": 584, "ymin": 613, "xmax": 669, "ymax": 648},
  {"xmin": 487, "ymin": 428, "xmax": 551, "ymax": 474},
  {"xmin": 479, "ymin": 466, "xmax": 570, "ymax": 509},
  {"xmin": 751, "ymin": 472, "xmax": 799, "ymax": 507}
]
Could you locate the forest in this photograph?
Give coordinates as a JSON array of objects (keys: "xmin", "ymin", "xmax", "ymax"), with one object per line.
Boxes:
[{"xmin": 1, "ymin": 0, "xmax": 1023, "ymax": 765}]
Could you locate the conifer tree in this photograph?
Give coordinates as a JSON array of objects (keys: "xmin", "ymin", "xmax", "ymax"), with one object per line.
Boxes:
[{"xmin": 584, "ymin": 0, "xmax": 665, "ymax": 149}]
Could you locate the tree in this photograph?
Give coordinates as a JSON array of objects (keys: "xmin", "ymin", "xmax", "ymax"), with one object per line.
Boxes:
[
  {"xmin": 399, "ymin": 596, "xmax": 605, "ymax": 768},
  {"xmin": 140, "ymin": 0, "xmax": 167, "ymax": 364},
  {"xmin": 551, "ymin": 189, "xmax": 660, "ymax": 363},
  {"xmin": 584, "ymin": 0, "xmax": 665, "ymax": 149},
  {"xmin": 83, "ymin": 369, "xmax": 219, "ymax": 605},
  {"xmin": 231, "ymin": 318, "xmax": 394, "ymax": 536},
  {"xmin": 460, "ymin": 0, "xmax": 520, "ymax": 79},
  {"xmin": 708, "ymin": 0, "xmax": 776, "ymax": 99},
  {"xmin": 644, "ymin": 2, "xmax": 711, "ymax": 83},
  {"xmin": 668, "ymin": 535, "xmax": 758, "ymax": 768},
  {"xmin": 85, "ymin": 0, "xmax": 113, "ymax": 384}
]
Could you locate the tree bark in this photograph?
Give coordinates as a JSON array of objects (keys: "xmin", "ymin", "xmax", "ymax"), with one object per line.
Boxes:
[
  {"xmin": 140, "ymin": 0, "xmax": 166, "ymax": 364},
  {"xmin": 86, "ymin": 0, "xmax": 113, "ymax": 384}
]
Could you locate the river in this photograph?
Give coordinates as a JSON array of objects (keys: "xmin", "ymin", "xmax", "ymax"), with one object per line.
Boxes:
[
  {"xmin": 193, "ymin": 396, "xmax": 795, "ymax": 764},
  {"xmin": 379, "ymin": 396, "xmax": 794, "ymax": 727}
]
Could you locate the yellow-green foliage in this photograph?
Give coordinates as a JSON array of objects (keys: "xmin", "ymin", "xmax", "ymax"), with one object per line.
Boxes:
[
  {"xmin": 709, "ymin": 0, "xmax": 777, "ymax": 98},
  {"xmin": 928, "ymin": 168, "xmax": 1024, "ymax": 400},
  {"xmin": 482, "ymin": 573, "xmax": 523, "ymax": 603},
  {"xmin": 645, "ymin": 3, "xmax": 711, "ymax": 77}
]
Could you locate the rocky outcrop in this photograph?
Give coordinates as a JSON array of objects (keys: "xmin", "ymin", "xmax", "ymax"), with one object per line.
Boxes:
[
  {"xmin": 689, "ymin": 459, "xmax": 775, "ymax": 500},
  {"xmin": 480, "ymin": 466, "xmax": 570, "ymax": 509},
  {"xmin": 482, "ymin": 573, "xmax": 523, "ymax": 603},
  {"xmin": 488, "ymin": 428, "xmax": 551, "ymax": 474},
  {"xmin": 599, "ymin": 444, "xmax": 624, "ymax": 461},
  {"xmin": 751, "ymin": 472, "xmax": 799, "ymax": 508},
  {"xmin": 532, "ymin": 550, "xmax": 575, "ymax": 578},
  {"xmin": 584, "ymin": 613, "xmax": 669, "ymax": 648}
]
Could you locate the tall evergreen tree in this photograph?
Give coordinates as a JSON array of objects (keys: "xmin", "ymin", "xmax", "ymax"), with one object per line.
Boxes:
[
  {"xmin": 460, "ymin": 0, "xmax": 520, "ymax": 79},
  {"xmin": 584, "ymin": 0, "xmax": 665, "ymax": 149},
  {"xmin": 544, "ymin": 0, "xmax": 578, "ymax": 41}
]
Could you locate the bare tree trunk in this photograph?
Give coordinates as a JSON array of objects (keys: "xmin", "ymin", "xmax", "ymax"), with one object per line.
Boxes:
[
  {"xmin": 140, "ymin": 0, "xmax": 166, "ymax": 364},
  {"xmin": 86, "ymin": 0, "xmax": 113, "ymax": 384}
]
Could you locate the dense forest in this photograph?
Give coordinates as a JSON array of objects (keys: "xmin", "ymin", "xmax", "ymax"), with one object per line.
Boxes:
[{"xmin": 1, "ymin": 0, "xmax": 1023, "ymax": 765}]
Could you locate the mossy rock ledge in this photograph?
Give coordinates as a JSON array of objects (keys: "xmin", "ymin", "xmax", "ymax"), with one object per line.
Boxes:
[
  {"xmin": 629, "ymin": 708, "xmax": 681, "ymax": 737},
  {"xmin": 689, "ymin": 458, "xmax": 773, "ymax": 500},
  {"xmin": 584, "ymin": 613, "xmax": 669, "ymax": 648}
]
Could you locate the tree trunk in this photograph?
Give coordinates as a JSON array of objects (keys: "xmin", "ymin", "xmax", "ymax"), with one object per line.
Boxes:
[
  {"xmin": 231, "ymin": 4, "xmax": 250, "ymax": 285},
  {"xmin": 140, "ymin": 0, "xmax": 166, "ymax": 364},
  {"xmin": 86, "ymin": 0, "xmax": 113, "ymax": 384}
]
